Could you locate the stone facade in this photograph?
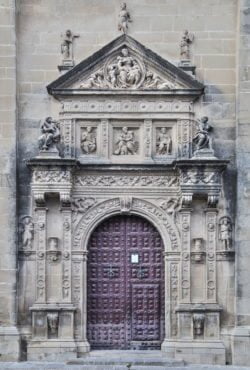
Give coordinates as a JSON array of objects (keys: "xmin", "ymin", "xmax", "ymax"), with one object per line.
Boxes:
[{"xmin": 0, "ymin": 0, "xmax": 249, "ymax": 366}]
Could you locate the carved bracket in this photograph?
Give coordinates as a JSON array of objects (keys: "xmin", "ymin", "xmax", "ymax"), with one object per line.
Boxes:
[{"xmin": 176, "ymin": 159, "xmax": 228, "ymax": 208}]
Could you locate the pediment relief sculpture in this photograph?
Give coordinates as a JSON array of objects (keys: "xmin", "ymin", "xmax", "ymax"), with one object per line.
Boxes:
[
  {"xmin": 47, "ymin": 35, "xmax": 204, "ymax": 96},
  {"xmin": 79, "ymin": 48, "xmax": 178, "ymax": 90}
]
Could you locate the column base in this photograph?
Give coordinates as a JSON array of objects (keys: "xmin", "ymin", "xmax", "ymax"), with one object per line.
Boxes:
[
  {"xmin": 0, "ymin": 326, "xmax": 20, "ymax": 361},
  {"xmin": 27, "ymin": 339, "xmax": 77, "ymax": 361},
  {"xmin": 76, "ymin": 340, "xmax": 90, "ymax": 355},
  {"xmin": 232, "ymin": 326, "xmax": 250, "ymax": 366},
  {"xmin": 161, "ymin": 339, "xmax": 226, "ymax": 365}
]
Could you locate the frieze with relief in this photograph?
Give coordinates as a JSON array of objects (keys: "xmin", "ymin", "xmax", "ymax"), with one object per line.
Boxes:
[
  {"xmin": 74, "ymin": 174, "xmax": 179, "ymax": 188},
  {"xmin": 32, "ymin": 170, "xmax": 71, "ymax": 184}
]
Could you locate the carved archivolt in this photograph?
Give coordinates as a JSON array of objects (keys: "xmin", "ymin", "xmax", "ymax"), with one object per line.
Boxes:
[{"xmin": 73, "ymin": 197, "xmax": 180, "ymax": 252}]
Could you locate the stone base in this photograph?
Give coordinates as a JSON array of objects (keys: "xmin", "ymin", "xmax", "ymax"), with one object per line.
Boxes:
[
  {"xmin": 192, "ymin": 148, "xmax": 217, "ymax": 159},
  {"xmin": 232, "ymin": 326, "xmax": 250, "ymax": 366},
  {"xmin": 161, "ymin": 339, "xmax": 226, "ymax": 364},
  {"xmin": 0, "ymin": 326, "xmax": 20, "ymax": 361},
  {"xmin": 76, "ymin": 340, "xmax": 90, "ymax": 354},
  {"xmin": 27, "ymin": 339, "xmax": 77, "ymax": 361}
]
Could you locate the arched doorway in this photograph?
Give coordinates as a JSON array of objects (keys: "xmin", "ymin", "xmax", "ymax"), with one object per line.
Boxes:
[{"xmin": 87, "ymin": 214, "xmax": 165, "ymax": 349}]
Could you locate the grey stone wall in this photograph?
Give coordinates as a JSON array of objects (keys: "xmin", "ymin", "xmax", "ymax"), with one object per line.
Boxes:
[
  {"xmin": 232, "ymin": 0, "xmax": 250, "ymax": 365},
  {"xmin": 0, "ymin": 0, "xmax": 20, "ymax": 362}
]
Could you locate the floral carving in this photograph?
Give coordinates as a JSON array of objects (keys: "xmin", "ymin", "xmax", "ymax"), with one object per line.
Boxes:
[
  {"xmin": 74, "ymin": 175, "xmax": 179, "ymax": 188},
  {"xmin": 181, "ymin": 170, "xmax": 219, "ymax": 185},
  {"xmin": 33, "ymin": 170, "xmax": 71, "ymax": 184},
  {"xmin": 72, "ymin": 197, "xmax": 96, "ymax": 214}
]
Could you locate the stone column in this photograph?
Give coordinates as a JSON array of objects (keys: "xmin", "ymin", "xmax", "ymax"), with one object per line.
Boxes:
[
  {"xmin": 0, "ymin": 0, "xmax": 20, "ymax": 361},
  {"xmin": 232, "ymin": 0, "xmax": 250, "ymax": 365}
]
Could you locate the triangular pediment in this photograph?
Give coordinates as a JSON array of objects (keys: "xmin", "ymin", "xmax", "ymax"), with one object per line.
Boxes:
[{"xmin": 47, "ymin": 35, "xmax": 204, "ymax": 96}]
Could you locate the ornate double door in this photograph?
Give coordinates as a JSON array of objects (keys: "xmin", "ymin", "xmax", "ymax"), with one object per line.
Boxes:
[{"xmin": 87, "ymin": 214, "xmax": 165, "ymax": 349}]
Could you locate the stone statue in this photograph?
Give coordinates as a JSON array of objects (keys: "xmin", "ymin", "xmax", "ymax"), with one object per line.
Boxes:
[
  {"xmin": 118, "ymin": 3, "xmax": 132, "ymax": 34},
  {"xmin": 20, "ymin": 216, "xmax": 34, "ymax": 250},
  {"xmin": 61, "ymin": 29, "xmax": 79, "ymax": 61},
  {"xmin": 144, "ymin": 71, "xmax": 176, "ymax": 90},
  {"xmin": 219, "ymin": 217, "xmax": 233, "ymax": 250},
  {"xmin": 114, "ymin": 127, "xmax": 137, "ymax": 155},
  {"xmin": 193, "ymin": 116, "xmax": 212, "ymax": 151},
  {"xmin": 81, "ymin": 127, "xmax": 97, "ymax": 154},
  {"xmin": 38, "ymin": 117, "xmax": 60, "ymax": 152},
  {"xmin": 157, "ymin": 128, "xmax": 172, "ymax": 155},
  {"xmin": 180, "ymin": 30, "xmax": 194, "ymax": 61}
]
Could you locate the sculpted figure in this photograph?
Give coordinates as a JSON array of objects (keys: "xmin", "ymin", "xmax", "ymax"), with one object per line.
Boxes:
[
  {"xmin": 219, "ymin": 217, "xmax": 233, "ymax": 250},
  {"xmin": 81, "ymin": 127, "xmax": 96, "ymax": 154},
  {"xmin": 180, "ymin": 30, "xmax": 194, "ymax": 61},
  {"xmin": 193, "ymin": 116, "xmax": 212, "ymax": 151},
  {"xmin": 20, "ymin": 216, "xmax": 34, "ymax": 250},
  {"xmin": 116, "ymin": 48, "xmax": 141, "ymax": 87},
  {"xmin": 157, "ymin": 128, "xmax": 172, "ymax": 155},
  {"xmin": 143, "ymin": 71, "xmax": 176, "ymax": 90},
  {"xmin": 61, "ymin": 29, "xmax": 79, "ymax": 60},
  {"xmin": 38, "ymin": 117, "xmax": 60, "ymax": 151},
  {"xmin": 114, "ymin": 126, "xmax": 137, "ymax": 155},
  {"xmin": 118, "ymin": 3, "xmax": 132, "ymax": 34}
]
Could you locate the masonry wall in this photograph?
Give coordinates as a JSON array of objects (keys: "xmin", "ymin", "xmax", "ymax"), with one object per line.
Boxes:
[
  {"xmin": 0, "ymin": 0, "xmax": 20, "ymax": 361},
  {"xmin": 0, "ymin": 0, "xmax": 243, "ymax": 363}
]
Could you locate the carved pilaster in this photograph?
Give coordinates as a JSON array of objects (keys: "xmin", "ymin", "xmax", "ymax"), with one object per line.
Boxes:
[
  {"xmin": 205, "ymin": 209, "xmax": 217, "ymax": 303},
  {"xmin": 35, "ymin": 208, "xmax": 47, "ymax": 303},
  {"xmin": 100, "ymin": 119, "xmax": 109, "ymax": 158},
  {"xmin": 180, "ymin": 209, "xmax": 191, "ymax": 303},
  {"xmin": 177, "ymin": 120, "xmax": 191, "ymax": 158},
  {"xmin": 144, "ymin": 119, "xmax": 152, "ymax": 159},
  {"xmin": 62, "ymin": 210, "xmax": 72, "ymax": 302},
  {"xmin": 62, "ymin": 119, "xmax": 74, "ymax": 158}
]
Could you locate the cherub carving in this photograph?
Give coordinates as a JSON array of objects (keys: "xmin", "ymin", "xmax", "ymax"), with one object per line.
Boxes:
[{"xmin": 118, "ymin": 3, "xmax": 132, "ymax": 34}]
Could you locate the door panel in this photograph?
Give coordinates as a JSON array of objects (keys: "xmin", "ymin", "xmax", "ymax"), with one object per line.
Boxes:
[{"xmin": 87, "ymin": 215, "xmax": 164, "ymax": 349}]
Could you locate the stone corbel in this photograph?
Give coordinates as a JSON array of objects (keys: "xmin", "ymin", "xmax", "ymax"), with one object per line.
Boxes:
[
  {"xmin": 60, "ymin": 190, "xmax": 72, "ymax": 207},
  {"xmin": 175, "ymin": 159, "xmax": 228, "ymax": 208},
  {"xmin": 34, "ymin": 191, "xmax": 46, "ymax": 207}
]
